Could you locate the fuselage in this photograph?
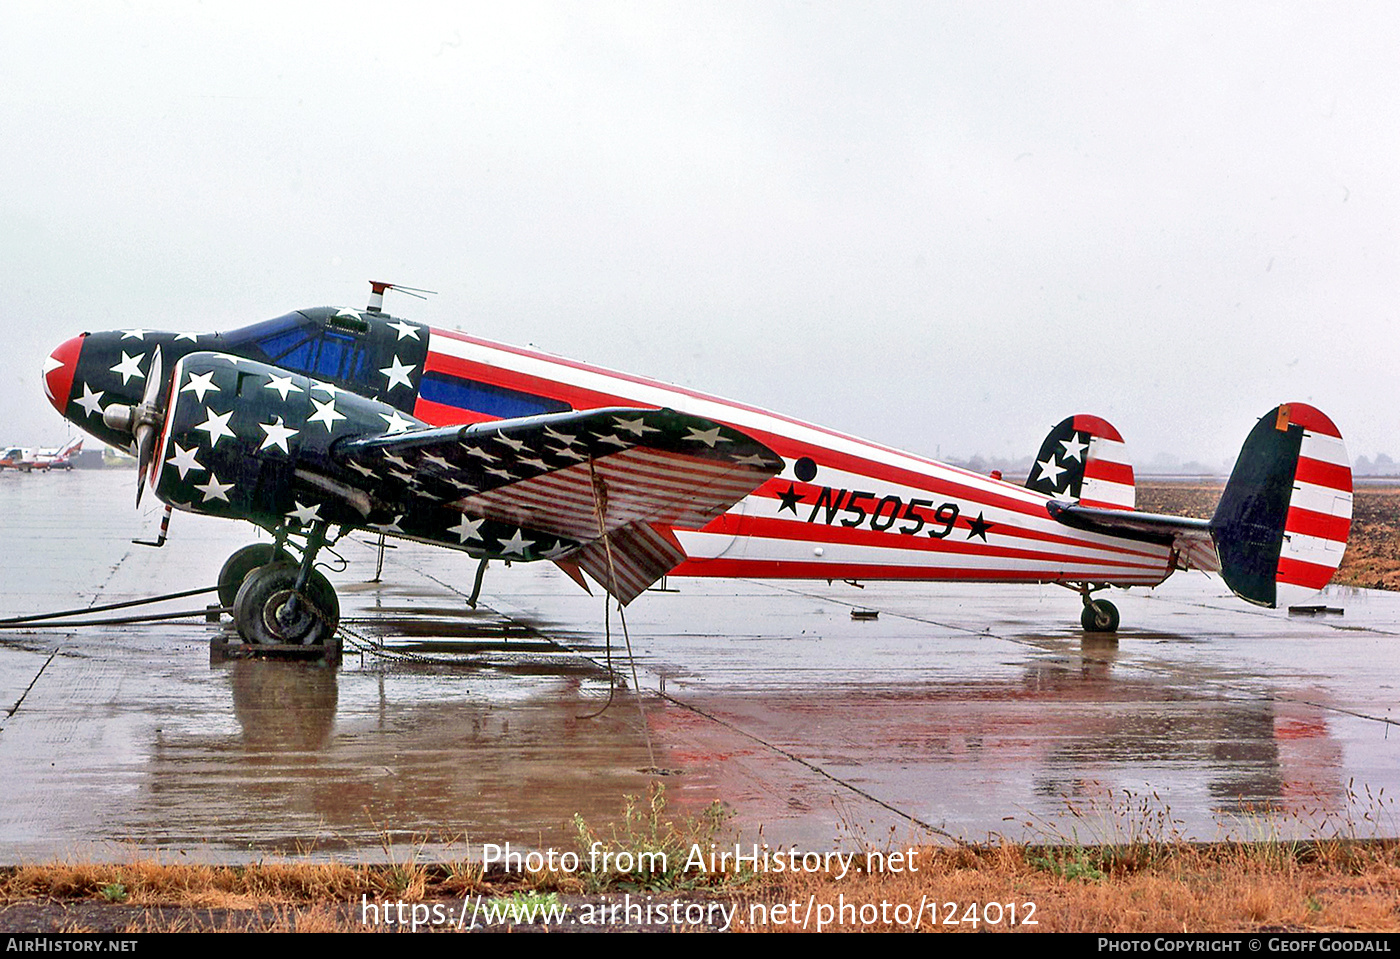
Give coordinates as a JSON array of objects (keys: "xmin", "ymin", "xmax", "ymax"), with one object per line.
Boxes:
[{"xmin": 43, "ymin": 306, "xmax": 1173, "ymax": 589}]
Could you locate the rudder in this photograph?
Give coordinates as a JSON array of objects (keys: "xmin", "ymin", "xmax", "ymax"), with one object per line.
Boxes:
[{"xmin": 1211, "ymin": 403, "xmax": 1352, "ymax": 608}]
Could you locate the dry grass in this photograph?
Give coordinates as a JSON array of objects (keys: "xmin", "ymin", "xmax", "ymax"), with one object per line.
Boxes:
[{"xmin": 737, "ymin": 841, "xmax": 1400, "ymax": 932}]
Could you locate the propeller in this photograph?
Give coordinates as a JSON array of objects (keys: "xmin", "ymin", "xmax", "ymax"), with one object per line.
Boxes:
[
  {"xmin": 101, "ymin": 346, "xmax": 166, "ymax": 506},
  {"xmin": 133, "ymin": 346, "xmax": 164, "ymax": 505}
]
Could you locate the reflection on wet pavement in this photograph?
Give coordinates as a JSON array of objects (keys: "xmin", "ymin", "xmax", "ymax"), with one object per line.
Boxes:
[{"xmin": 0, "ymin": 471, "xmax": 1395, "ymax": 861}]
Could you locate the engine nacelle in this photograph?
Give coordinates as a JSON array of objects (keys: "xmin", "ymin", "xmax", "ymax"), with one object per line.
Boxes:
[{"xmin": 152, "ymin": 352, "xmax": 421, "ymax": 530}]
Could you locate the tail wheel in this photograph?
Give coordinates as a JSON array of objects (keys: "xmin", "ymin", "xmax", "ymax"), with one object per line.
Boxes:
[
  {"xmin": 233, "ymin": 562, "xmax": 340, "ymax": 646},
  {"xmin": 1081, "ymin": 599, "xmax": 1120, "ymax": 633},
  {"xmin": 218, "ymin": 544, "xmax": 292, "ymax": 609}
]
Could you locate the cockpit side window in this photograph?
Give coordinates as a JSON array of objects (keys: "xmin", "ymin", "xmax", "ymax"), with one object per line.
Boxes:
[{"xmin": 238, "ymin": 313, "xmax": 368, "ymax": 385}]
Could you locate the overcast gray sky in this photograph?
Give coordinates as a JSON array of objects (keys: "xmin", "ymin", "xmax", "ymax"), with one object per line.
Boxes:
[{"xmin": 3, "ymin": 2, "xmax": 1396, "ymax": 469}]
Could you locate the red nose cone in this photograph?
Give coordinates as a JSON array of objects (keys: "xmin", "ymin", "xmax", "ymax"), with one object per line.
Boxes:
[{"xmin": 43, "ymin": 335, "xmax": 84, "ymax": 414}]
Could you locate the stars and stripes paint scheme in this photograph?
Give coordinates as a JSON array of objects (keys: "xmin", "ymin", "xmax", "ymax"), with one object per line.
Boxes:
[{"xmin": 42, "ymin": 304, "xmax": 1352, "ymax": 620}]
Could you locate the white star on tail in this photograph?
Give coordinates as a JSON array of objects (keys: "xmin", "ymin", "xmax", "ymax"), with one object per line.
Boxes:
[
  {"xmin": 1035, "ymin": 455, "xmax": 1066, "ymax": 487},
  {"xmin": 1060, "ymin": 433, "xmax": 1089, "ymax": 462},
  {"xmin": 194, "ymin": 474, "xmax": 234, "ymax": 503},
  {"xmin": 257, "ymin": 417, "xmax": 299, "ymax": 454},
  {"xmin": 180, "ymin": 370, "xmax": 220, "ymax": 402},
  {"xmin": 166, "ymin": 443, "xmax": 203, "ymax": 479},
  {"xmin": 194, "ymin": 409, "xmax": 236, "ymax": 447}
]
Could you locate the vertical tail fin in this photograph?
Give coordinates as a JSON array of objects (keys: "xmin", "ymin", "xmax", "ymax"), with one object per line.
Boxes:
[
  {"xmin": 1026, "ymin": 414, "xmax": 1136, "ymax": 509},
  {"xmin": 1211, "ymin": 403, "xmax": 1352, "ymax": 608}
]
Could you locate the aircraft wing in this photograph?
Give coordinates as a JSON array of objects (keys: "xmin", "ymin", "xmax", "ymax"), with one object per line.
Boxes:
[
  {"xmin": 1046, "ymin": 501, "xmax": 1221, "ymax": 573},
  {"xmin": 334, "ymin": 407, "xmax": 784, "ymax": 602}
]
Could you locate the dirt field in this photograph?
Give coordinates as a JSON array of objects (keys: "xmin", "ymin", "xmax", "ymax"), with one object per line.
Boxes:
[{"xmin": 1137, "ymin": 479, "xmax": 1400, "ymax": 591}]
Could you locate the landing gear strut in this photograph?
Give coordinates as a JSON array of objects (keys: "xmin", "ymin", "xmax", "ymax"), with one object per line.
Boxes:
[
  {"xmin": 1072, "ymin": 582, "xmax": 1119, "ymax": 633},
  {"xmin": 223, "ymin": 523, "xmax": 341, "ymax": 646}
]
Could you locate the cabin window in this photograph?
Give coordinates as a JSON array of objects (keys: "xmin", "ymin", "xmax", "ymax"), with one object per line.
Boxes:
[{"xmin": 418, "ymin": 372, "xmax": 569, "ymax": 419}]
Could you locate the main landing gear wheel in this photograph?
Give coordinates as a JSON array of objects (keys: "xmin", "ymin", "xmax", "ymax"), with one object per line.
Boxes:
[
  {"xmin": 218, "ymin": 544, "xmax": 292, "ymax": 609},
  {"xmin": 233, "ymin": 562, "xmax": 340, "ymax": 646},
  {"xmin": 1081, "ymin": 598, "xmax": 1120, "ymax": 633}
]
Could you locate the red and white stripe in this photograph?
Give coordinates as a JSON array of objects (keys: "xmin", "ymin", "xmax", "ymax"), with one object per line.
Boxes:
[
  {"xmin": 453, "ymin": 447, "xmax": 774, "ymax": 543},
  {"xmin": 1275, "ymin": 404, "xmax": 1351, "ymax": 607},
  {"xmin": 1076, "ymin": 415, "xmax": 1135, "ymax": 510}
]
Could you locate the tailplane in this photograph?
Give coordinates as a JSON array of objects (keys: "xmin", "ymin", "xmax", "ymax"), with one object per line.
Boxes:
[{"xmin": 1210, "ymin": 403, "xmax": 1352, "ymax": 608}]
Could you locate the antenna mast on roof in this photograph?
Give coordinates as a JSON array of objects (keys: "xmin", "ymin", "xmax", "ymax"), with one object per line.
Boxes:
[{"xmin": 367, "ymin": 280, "xmax": 438, "ymax": 313}]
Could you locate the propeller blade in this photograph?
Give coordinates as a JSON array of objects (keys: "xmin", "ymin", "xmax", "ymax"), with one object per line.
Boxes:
[{"xmin": 133, "ymin": 347, "xmax": 164, "ymax": 507}]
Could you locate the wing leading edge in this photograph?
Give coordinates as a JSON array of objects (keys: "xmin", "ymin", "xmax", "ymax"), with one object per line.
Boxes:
[{"xmin": 334, "ymin": 407, "xmax": 784, "ymax": 603}]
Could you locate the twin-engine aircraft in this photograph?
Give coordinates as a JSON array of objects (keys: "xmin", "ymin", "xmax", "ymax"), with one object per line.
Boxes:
[{"xmin": 41, "ymin": 284, "xmax": 1352, "ymax": 646}]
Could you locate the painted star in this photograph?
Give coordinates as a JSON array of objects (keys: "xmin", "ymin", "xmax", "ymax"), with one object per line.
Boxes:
[
  {"xmin": 194, "ymin": 408, "xmax": 236, "ymax": 447},
  {"xmin": 257, "ymin": 417, "xmax": 299, "ymax": 454},
  {"xmin": 549, "ymin": 445, "xmax": 587, "ymax": 462},
  {"xmin": 448, "ymin": 515, "xmax": 485, "ymax": 543},
  {"xmin": 484, "ymin": 466, "xmax": 514, "ymax": 480},
  {"xmin": 965, "ymin": 512, "xmax": 994, "ymax": 542},
  {"xmin": 388, "ymin": 468, "xmax": 414, "ymax": 483},
  {"xmin": 307, "ymin": 397, "xmax": 346, "ymax": 432},
  {"xmin": 613, "ymin": 416, "xmax": 658, "ymax": 436},
  {"xmin": 174, "ymin": 332, "xmax": 202, "ymax": 342},
  {"xmin": 165, "ymin": 442, "xmax": 203, "ymax": 480},
  {"xmin": 382, "ymin": 451, "xmax": 411, "ymax": 469},
  {"xmin": 264, "ymin": 373, "xmax": 304, "ymax": 401},
  {"xmin": 519, "ymin": 455, "xmax": 548, "ymax": 471},
  {"xmin": 369, "ymin": 514, "xmax": 404, "ymax": 533},
  {"xmin": 74, "ymin": 383, "xmax": 105, "ymax": 418},
  {"xmin": 387, "ymin": 319, "xmax": 421, "ymax": 341},
  {"xmin": 421, "ymin": 453, "xmax": 452, "ymax": 470},
  {"xmin": 540, "ymin": 541, "xmax": 574, "ymax": 560},
  {"xmin": 309, "ymin": 379, "xmax": 344, "ymax": 397},
  {"xmin": 380, "ymin": 410, "xmax": 415, "ymax": 434},
  {"xmin": 287, "ymin": 501, "xmax": 322, "ymax": 525},
  {"xmin": 194, "ymin": 474, "xmax": 234, "ymax": 503},
  {"xmin": 494, "ymin": 431, "xmax": 526, "ymax": 451},
  {"xmin": 347, "ymin": 460, "xmax": 376, "ymax": 478},
  {"xmin": 180, "ymin": 370, "xmax": 219, "ymax": 402},
  {"xmin": 684, "ymin": 426, "xmax": 726, "ymax": 447},
  {"xmin": 445, "ymin": 477, "xmax": 477, "ymax": 491},
  {"xmin": 110, "ymin": 351, "xmax": 146, "ymax": 385},
  {"xmin": 1060, "ymin": 432, "xmax": 1090, "ymax": 462},
  {"xmin": 41, "ymin": 354, "xmax": 63, "ymax": 377},
  {"xmin": 334, "ymin": 307, "xmax": 363, "ymax": 322},
  {"xmin": 543, "ymin": 426, "xmax": 580, "ymax": 446},
  {"xmin": 595, "ymin": 433, "xmax": 628, "ymax": 448},
  {"xmin": 120, "ymin": 328, "xmax": 151, "ymax": 341},
  {"xmin": 379, "ymin": 356, "xmax": 417, "ymax": 392},
  {"xmin": 775, "ymin": 484, "xmax": 804, "ymax": 514},
  {"xmin": 1035, "ymin": 456, "xmax": 1066, "ymax": 487},
  {"xmin": 461, "ymin": 444, "xmax": 498, "ymax": 462},
  {"xmin": 498, "ymin": 528, "xmax": 535, "ymax": 556}
]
